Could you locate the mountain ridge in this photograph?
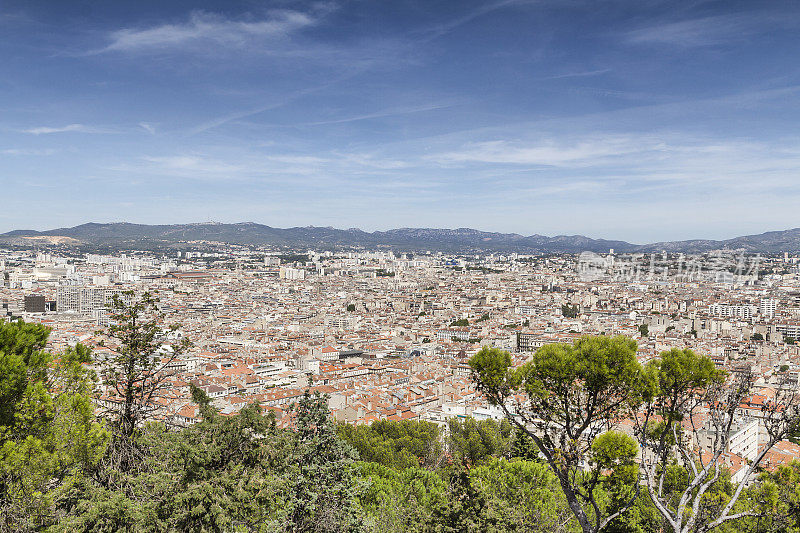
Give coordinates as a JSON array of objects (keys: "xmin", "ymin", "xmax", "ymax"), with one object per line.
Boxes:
[{"xmin": 2, "ymin": 222, "xmax": 800, "ymax": 253}]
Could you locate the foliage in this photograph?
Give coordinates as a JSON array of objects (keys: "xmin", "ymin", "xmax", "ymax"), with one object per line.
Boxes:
[
  {"xmin": 446, "ymin": 416, "xmax": 512, "ymax": 465},
  {"xmin": 747, "ymin": 460, "xmax": 800, "ymax": 532},
  {"xmin": 428, "ymin": 462, "xmax": 496, "ymax": 533},
  {"xmin": 288, "ymin": 390, "xmax": 364, "ymax": 532},
  {"xmin": 338, "ymin": 419, "xmax": 442, "ymax": 469},
  {"xmin": 356, "ymin": 462, "xmax": 446, "ymax": 533},
  {"xmin": 10, "ymin": 320, "xmax": 800, "ymax": 533},
  {"xmin": 561, "ymin": 304, "xmax": 579, "ymax": 318},
  {"xmin": 100, "ymin": 291, "xmax": 190, "ymax": 476},
  {"xmin": 54, "ymin": 389, "xmax": 365, "ymax": 533},
  {"xmin": 278, "ymin": 254, "xmax": 310, "ymax": 264},
  {"xmin": 0, "ymin": 320, "xmax": 108, "ymax": 532},
  {"xmin": 450, "ymin": 318, "xmax": 469, "ymax": 327},
  {"xmin": 469, "ymin": 337, "xmax": 647, "ymax": 533},
  {"xmin": 469, "ymin": 457, "xmax": 577, "ymax": 532},
  {"xmin": 638, "ymin": 324, "xmax": 649, "ymax": 337},
  {"xmin": 635, "ymin": 347, "xmax": 800, "ymax": 533}
]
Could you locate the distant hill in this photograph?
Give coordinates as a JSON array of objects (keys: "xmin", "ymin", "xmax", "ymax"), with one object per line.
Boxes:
[{"xmin": 2, "ymin": 222, "xmax": 800, "ymax": 253}]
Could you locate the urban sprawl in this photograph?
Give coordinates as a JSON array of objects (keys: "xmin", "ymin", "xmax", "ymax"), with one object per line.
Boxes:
[{"xmin": 3, "ymin": 245, "xmax": 800, "ymax": 484}]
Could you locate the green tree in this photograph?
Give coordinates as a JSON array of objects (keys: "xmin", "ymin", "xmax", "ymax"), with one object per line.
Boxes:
[
  {"xmin": 446, "ymin": 417, "xmax": 512, "ymax": 465},
  {"xmin": 634, "ymin": 348, "xmax": 800, "ymax": 533},
  {"xmin": 55, "ymin": 400, "xmax": 293, "ymax": 532},
  {"xmin": 751, "ymin": 333, "xmax": 763, "ymax": 341},
  {"xmin": 638, "ymin": 324, "xmax": 649, "ymax": 337},
  {"xmin": 469, "ymin": 337, "xmax": 647, "ymax": 533},
  {"xmin": 356, "ymin": 462, "xmax": 446, "ymax": 533},
  {"xmin": 746, "ymin": 460, "xmax": 800, "ymax": 532},
  {"xmin": 469, "ymin": 457, "xmax": 576, "ymax": 532},
  {"xmin": 450, "ymin": 318, "xmax": 469, "ymax": 327},
  {"xmin": 338, "ymin": 419, "xmax": 442, "ymax": 470},
  {"xmin": 428, "ymin": 462, "xmax": 496, "ymax": 533},
  {"xmin": 561, "ymin": 304, "xmax": 579, "ymax": 319},
  {"xmin": 100, "ymin": 291, "xmax": 189, "ymax": 474},
  {"xmin": 0, "ymin": 320, "xmax": 108, "ymax": 532},
  {"xmin": 288, "ymin": 390, "xmax": 363, "ymax": 532},
  {"xmin": 158, "ymin": 403, "xmax": 289, "ymax": 532}
]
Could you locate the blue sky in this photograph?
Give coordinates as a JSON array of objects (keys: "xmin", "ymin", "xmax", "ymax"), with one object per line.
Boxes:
[{"xmin": 2, "ymin": 0, "xmax": 800, "ymax": 242}]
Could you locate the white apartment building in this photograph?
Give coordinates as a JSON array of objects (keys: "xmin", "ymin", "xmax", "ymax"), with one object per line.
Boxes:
[
  {"xmin": 279, "ymin": 266, "xmax": 305, "ymax": 280},
  {"xmin": 325, "ymin": 315, "xmax": 360, "ymax": 330},
  {"xmin": 728, "ymin": 419, "xmax": 759, "ymax": 462},
  {"xmin": 710, "ymin": 304, "xmax": 755, "ymax": 320},
  {"xmin": 437, "ymin": 328, "xmax": 470, "ymax": 342},
  {"xmin": 773, "ymin": 323, "xmax": 800, "ymax": 340},
  {"xmin": 56, "ymin": 286, "xmax": 124, "ymax": 314},
  {"xmin": 760, "ymin": 298, "xmax": 778, "ymax": 318}
]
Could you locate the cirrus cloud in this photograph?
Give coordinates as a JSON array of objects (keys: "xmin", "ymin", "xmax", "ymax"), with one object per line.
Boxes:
[
  {"xmin": 101, "ymin": 9, "xmax": 320, "ymax": 53},
  {"xmin": 23, "ymin": 124, "xmax": 112, "ymax": 135}
]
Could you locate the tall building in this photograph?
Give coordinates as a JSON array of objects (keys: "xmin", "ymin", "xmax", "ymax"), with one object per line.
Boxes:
[
  {"xmin": 56, "ymin": 286, "xmax": 124, "ymax": 314},
  {"xmin": 279, "ymin": 266, "xmax": 305, "ymax": 280},
  {"xmin": 710, "ymin": 304, "xmax": 755, "ymax": 320},
  {"xmin": 760, "ymin": 298, "xmax": 778, "ymax": 318}
]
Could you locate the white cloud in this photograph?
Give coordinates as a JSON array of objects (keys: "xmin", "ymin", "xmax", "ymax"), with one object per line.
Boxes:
[
  {"xmin": 102, "ymin": 10, "xmax": 317, "ymax": 53},
  {"xmin": 302, "ymin": 102, "xmax": 458, "ymax": 126},
  {"xmin": 626, "ymin": 14, "xmax": 757, "ymax": 47},
  {"xmin": 1, "ymin": 148, "xmax": 57, "ymax": 155},
  {"xmin": 433, "ymin": 136, "xmax": 655, "ymax": 167},
  {"xmin": 23, "ymin": 124, "xmax": 99, "ymax": 135},
  {"xmin": 139, "ymin": 122, "xmax": 156, "ymax": 135},
  {"xmin": 546, "ymin": 68, "xmax": 611, "ymax": 80},
  {"xmin": 141, "ymin": 155, "xmax": 243, "ymax": 175}
]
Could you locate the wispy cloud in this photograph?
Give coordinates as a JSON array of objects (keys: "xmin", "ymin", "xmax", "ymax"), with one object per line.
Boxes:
[
  {"xmin": 23, "ymin": 124, "xmax": 111, "ymax": 135},
  {"xmin": 546, "ymin": 68, "xmax": 611, "ymax": 80},
  {"xmin": 139, "ymin": 122, "xmax": 156, "ymax": 135},
  {"xmin": 419, "ymin": 0, "xmax": 532, "ymax": 43},
  {"xmin": 626, "ymin": 14, "xmax": 757, "ymax": 47},
  {"xmin": 424, "ymin": 131, "xmax": 800, "ymax": 198},
  {"xmin": 107, "ymin": 147, "xmax": 417, "ymax": 184},
  {"xmin": 1, "ymin": 148, "xmax": 57, "ymax": 155},
  {"xmin": 140, "ymin": 155, "xmax": 244, "ymax": 177},
  {"xmin": 187, "ymin": 71, "xmax": 364, "ymax": 135},
  {"xmin": 100, "ymin": 9, "xmax": 321, "ymax": 53},
  {"xmin": 433, "ymin": 136, "xmax": 655, "ymax": 167},
  {"xmin": 302, "ymin": 102, "xmax": 460, "ymax": 126}
]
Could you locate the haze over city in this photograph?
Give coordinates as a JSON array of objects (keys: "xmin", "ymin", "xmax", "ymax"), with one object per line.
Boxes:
[{"xmin": 3, "ymin": 0, "xmax": 800, "ymax": 240}]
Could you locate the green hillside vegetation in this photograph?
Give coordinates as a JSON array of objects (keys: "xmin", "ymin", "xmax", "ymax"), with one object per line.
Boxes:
[{"xmin": 3, "ymin": 317, "xmax": 800, "ymax": 532}]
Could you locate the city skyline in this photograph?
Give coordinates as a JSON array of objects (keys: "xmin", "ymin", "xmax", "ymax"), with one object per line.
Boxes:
[{"xmin": 3, "ymin": 0, "xmax": 800, "ymax": 241}]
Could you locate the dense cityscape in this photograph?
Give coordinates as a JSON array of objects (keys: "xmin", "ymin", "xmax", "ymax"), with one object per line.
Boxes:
[
  {"xmin": 5, "ymin": 0, "xmax": 800, "ymax": 530},
  {"xmin": 4, "ymin": 244, "xmax": 800, "ymax": 467}
]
